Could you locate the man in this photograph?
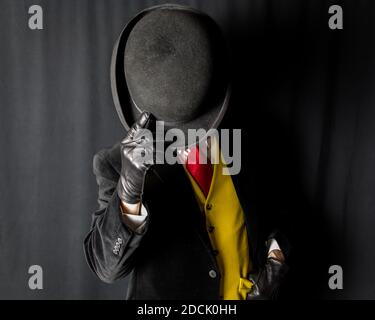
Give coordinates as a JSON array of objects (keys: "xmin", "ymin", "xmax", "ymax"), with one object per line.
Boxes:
[{"xmin": 84, "ymin": 4, "xmax": 289, "ymax": 300}]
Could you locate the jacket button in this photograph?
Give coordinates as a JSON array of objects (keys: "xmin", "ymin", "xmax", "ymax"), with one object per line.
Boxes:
[
  {"xmin": 212, "ymin": 250, "xmax": 219, "ymax": 256},
  {"xmin": 208, "ymin": 226, "xmax": 215, "ymax": 233},
  {"xmin": 206, "ymin": 203, "xmax": 212, "ymax": 210},
  {"xmin": 209, "ymin": 270, "xmax": 217, "ymax": 278}
]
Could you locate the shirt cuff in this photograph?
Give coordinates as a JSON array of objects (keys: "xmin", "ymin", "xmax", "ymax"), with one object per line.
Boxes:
[
  {"xmin": 121, "ymin": 204, "xmax": 148, "ymax": 234},
  {"xmin": 268, "ymin": 238, "xmax": 281, "ymax": 253}
]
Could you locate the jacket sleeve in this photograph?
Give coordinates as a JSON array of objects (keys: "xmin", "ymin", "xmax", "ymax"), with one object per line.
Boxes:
[{"xmin": 83, "ymin": 150, "xmax": 149, "ymax": 283}]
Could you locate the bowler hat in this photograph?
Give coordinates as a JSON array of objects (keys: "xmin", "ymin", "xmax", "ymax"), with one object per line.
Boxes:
[{"xmin": 110, "ymin": 4, "xmax": 230, "ymax": 146}]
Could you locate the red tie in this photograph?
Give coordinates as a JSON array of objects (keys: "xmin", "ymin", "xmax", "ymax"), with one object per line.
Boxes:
[{"xmin": 185, "ymin": 145, "xmax": 213, "ymax": 197}]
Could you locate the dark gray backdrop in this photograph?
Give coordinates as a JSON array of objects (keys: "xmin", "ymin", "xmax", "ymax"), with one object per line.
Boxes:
[{"xmin": 1, "ymin": 0, "xmax": 374, "ymax": 299}]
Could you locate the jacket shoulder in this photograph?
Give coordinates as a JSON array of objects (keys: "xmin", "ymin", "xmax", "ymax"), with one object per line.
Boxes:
[{"xmin": 93, "ymin": 142, "xmax": 121, "ymax": 179}]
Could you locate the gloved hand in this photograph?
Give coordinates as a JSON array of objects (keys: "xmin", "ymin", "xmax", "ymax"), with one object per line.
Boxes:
[
  {"xmin": 117, "ymin": 112, "xmax": 156, "ymax": 205},
  {"xmin": 247, "ymin": 257, "xmax": 289, "ymax": 300}
]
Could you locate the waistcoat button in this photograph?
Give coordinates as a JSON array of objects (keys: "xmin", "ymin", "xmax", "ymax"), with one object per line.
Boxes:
[{"xmin": 209, "ymin": 270, "xmax": 217, "ymax": 278}]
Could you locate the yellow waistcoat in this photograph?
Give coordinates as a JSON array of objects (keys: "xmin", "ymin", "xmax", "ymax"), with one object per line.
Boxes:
[{"xmin": 185, "ymin": 149, "xmax": 253, "ymax": 300}]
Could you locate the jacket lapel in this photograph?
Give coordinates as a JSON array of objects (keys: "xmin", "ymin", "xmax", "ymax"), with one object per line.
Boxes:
[{"xmin": 149, "ymin": 163, "xmax": 215, "ymax": 251}]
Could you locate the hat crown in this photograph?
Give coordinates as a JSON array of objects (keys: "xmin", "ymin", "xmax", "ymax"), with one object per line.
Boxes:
[{"xmin": 124, "ymin": 8, "xmax": 225, "ymax": 123}]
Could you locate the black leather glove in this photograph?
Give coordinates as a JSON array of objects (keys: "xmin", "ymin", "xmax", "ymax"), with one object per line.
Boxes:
[
  {"xmin": 247, "ymin": 258, "xmax": 289, "ymax": 300},
  {"xmin": 117, "ymin": 112, "xmax": 156, "ymax": 204}
]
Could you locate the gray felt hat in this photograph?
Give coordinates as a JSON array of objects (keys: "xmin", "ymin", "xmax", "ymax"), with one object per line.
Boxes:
[{"xmin": 110, "ymin": 4, "xmax": 230, "ymax": 145}]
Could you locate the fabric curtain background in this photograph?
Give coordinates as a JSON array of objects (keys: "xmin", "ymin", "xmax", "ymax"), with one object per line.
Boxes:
[{"xmin": 0, "ymin": 0, "xmax": 374, "ymax": 299}]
